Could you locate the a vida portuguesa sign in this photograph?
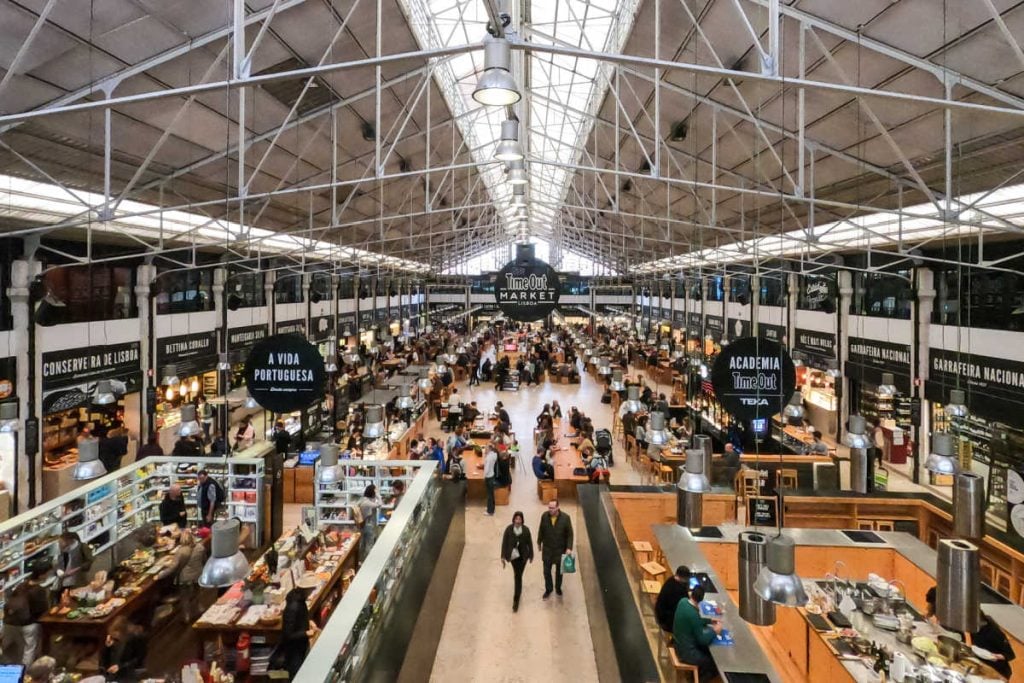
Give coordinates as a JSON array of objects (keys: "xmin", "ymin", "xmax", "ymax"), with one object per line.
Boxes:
[
  {"xmin": 494, "ymin": 243, "xmax": 561, "ymax": 321},
  {"xmin": 711, "ymin": 336, "xmax": 796, "ymax": 421},
  {"xmin": 244, "ymin": 334, "xmax": 326, "ymax": 413}
]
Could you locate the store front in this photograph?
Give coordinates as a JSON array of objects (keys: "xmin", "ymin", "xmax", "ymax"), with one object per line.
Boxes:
[
  {"xmin": 358, "ymin": 308, "xmax": 375, "ymax": 345},
  {"xmin": 154, "ymin": 330, "xmax": 220, "ymax": 454},
  {"xmin": 338, "ymin": 312, "xmax": 357, "ymax": 349},
  {"xmin": 704, "ymin": 314, "xmax": 724, "ymax": 356},
  {"xmin": 311, "ymin": 313, "xmax": 336, "ymax": 440},
  {"xmin": 275, "ymin": 318, "xmax": 306, "ymax": 336},
  {"xmin": 222, "ymin": 323, "xmax": 269, "ymax": 443},
  {"xmin": 40, "ymin": 341, "xmax": 142, "ymax": 500},
  {"xmin": 0, "ymin": 357, "xmax": 17, "ymax": 501},
  {"xmin": 846, "ymin": 336, "xmax": 913, "ymax": 464},
  {"xmin": 792, "ymin": 328, "xmax": 839, "ymax": 437},
  {"xmin": 925, "ymin": 348, "xmax": 1024, "ymax": 533}
]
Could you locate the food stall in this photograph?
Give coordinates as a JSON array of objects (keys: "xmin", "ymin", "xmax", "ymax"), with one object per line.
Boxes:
[
  {"xmin": 793, "ymin": 328, "xmax": 840, "ymax": 438},
  {"xmin": 154, "ymin": 330, "xmax": 221, "ymax": 452}
]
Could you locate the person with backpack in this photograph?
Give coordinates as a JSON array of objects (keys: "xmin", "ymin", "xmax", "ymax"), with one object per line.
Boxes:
[
  {"xmin": 445, "ymin": 425, "xmax": 467, "ymax": 474},
  {"xmin": 2, "ymin": 561, "xmax": 50, "ymax": 666},
  {"xmin": 197, "ymin": 470, "xmax": 225, "ymax": 528}
]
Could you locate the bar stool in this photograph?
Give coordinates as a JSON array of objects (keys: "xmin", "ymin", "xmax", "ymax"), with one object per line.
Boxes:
[
  {"xmin": 737, "ymin": 470, "xmax": 761, "ymax": 505},
  {"xmin": 668, "ymin": 648, "xmax": 699, "ymax": 683},
  {"xmin": 776, "ymin": 468, "xmax": 798, "ymax": 491},
  {"xmin": 659, "ymin": 461, "xmax": 675, "ymax": 485}
]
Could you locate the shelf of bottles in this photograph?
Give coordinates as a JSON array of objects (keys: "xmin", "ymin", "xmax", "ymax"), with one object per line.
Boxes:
[{"xmin": 860, "ymin": 387, "xmax": 913, "ymax": 434}]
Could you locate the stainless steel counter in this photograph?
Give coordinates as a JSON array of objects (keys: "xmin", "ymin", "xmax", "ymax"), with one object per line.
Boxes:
[{"xmin": 654, "ymin": 525, "xmax": 784, "ymax": 682}]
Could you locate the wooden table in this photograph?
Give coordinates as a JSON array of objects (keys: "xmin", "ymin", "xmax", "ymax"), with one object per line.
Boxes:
[{"xmin": 550, "ymin": 439, "xmax": 588, "ymax": 499}]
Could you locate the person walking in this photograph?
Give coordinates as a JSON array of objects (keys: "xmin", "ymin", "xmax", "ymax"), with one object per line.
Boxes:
[
  {"xmin": 356, "ymin": 484, "xmax": 381, "ymax": 562},
  {"xmin": 281, "ymin": 586, "xmax": 317, "ymax": 678},
  {"xmin": 2, "ymin": 561, "xmax": 50, "ymax": 666},
  {"xmin": 500, "ymin": 511, "xmax": 534, "ymax": 612},
  {"xmin": 483, "ymin": 446, "xmax": 498, "ymax": 516},
  {"xmin": 536, "ymin": 500, "xmax": 573, "ymax": 599}
]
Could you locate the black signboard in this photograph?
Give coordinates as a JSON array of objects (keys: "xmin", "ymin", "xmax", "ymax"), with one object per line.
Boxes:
[
  {"xmin": 705, "ymin": 315, "xmax": 725, "ymax": 341},
  {"xmin": 310, "ymin": 315, "xmax": 335, "ymax": 342},
  {"xmin": 687, "ymin": 312, "xmax": 702, "ymax": 338},
  {"xmin": 276, "ymin": 319, "xmax": 306, "ymax": 336},
  {"xmin": 746, "ymin": 495, "xmax": 780, "ymax": 527},
  {"xmin": 925, "ymin": 349, "xmax": 1024, "ymax": 424},
  {"xmin": 758, "ymin": 323, "xmax": 786, "ymax": 345},
  {"xmin": 156, "ymin": 331, "xmax": 219, "ymax": 378},
  {"xmin": 794, "ymin": 328, "xmax": 836, "ymax": 358},
  {"xmin": 710, "ymin": 336, "xmax": 796, "ymax": 422},
  {"xmin": 42, "ymin": 342, "xmax": 141, "ymax": 391},
  {"xmin": 846, "ymin": 337, "xmax": 912, "ymax": 392},
  {"xmin": 358, "ymin": 309, "xmax": 374, "ymax": 326},
  {"xmin": 338, "ymin": 314, "xmax": 356, "ymax": 338},
  {"xmin": 673, "ymin": 310, "xmax": 686, "ymax": 326},
  {"xmin": 494, "ymin": 243, "xmax": 561, "ymax": 321},
  {"xmin": 728, "ymin": 318, "xmax": 751, "ymax": 340},
  {"xmin": 375, "ymin": 307, "xmax": 388, "ymax": 322},
  {"xmin": 660, "ymin": 307, "xmax": 671, "ymax": 321},
  {"xmin": 227, "ymin": 324, "xmax": 268, "ymax": 353},
  {"xmin": 0, "ymin": 357, "xmax": 15, "ymax": 401},
  {"xmin": 244, "ymin": 334, "xmax": 326, "ymax": 413}
]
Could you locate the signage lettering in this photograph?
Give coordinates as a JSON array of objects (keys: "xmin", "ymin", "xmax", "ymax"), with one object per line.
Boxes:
[
  {"xmin": 794, "ymin": 328, "xmax": 836, "ymax": 357},
  {"xmin": 42, "ymin": 342, "xmax": 142, "ymax": 390},
  {"xmin": 493, "ymin": 246, "xmax": 561, "ymax": 321},
  {"xmin": 711, "ymin": 337, "xmax": 796, "ymax": 421},
  {"xmin": 245, "ymin": 334, "xmax": 326, "ymax": 413}
]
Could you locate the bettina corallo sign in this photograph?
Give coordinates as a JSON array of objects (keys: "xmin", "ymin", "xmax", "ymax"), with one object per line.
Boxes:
[{"xmin": 494, "ymin": 244, "xmax": 560, "ymax": 321}]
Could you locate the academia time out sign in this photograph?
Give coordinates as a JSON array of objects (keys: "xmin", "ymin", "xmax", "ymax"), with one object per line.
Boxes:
[
  {"xmin": 244, "ymin": 334, "xmax": 326, "ymax": 413},
  {"xmin": 494, "ymin": 249, "xmax": 561, "ymax": 321},
  {"xmin": 710, "ymin": 336, "xmax": 796, "ymax": 421}
]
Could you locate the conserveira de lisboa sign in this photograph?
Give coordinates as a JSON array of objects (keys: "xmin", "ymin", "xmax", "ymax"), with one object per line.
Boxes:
[{"xmin": 494, "ymin": 243, "xmax": 561, "ymax": 321}]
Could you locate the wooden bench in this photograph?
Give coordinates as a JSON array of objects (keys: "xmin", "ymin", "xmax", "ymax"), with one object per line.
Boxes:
[{"xmin": 537, "ymin": 479, "xmax": 557, "ymax": 502}]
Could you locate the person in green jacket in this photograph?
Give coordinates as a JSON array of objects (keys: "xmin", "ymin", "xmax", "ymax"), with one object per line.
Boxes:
[
  {"xmin": 536, "ymin": 499, "xmax": 573, "ymax": 599},
  {"xmin": 673, "ymin": 585, "xmax": 721, "ymax": 682}
]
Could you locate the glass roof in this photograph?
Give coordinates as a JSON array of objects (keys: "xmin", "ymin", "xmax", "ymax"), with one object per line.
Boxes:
[
  {"xmin": 443, "ymin": 237, "xmax": 604, "ymax": 276},
  {"xmin": 399, "ymin": 0, "xmax": 640, "ymax": 271}
]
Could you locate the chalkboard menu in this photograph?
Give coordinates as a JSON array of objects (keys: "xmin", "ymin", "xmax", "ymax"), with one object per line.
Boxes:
[{"xmin": 746, "ymin": 495, "xmax": 780, "ymax": 528}]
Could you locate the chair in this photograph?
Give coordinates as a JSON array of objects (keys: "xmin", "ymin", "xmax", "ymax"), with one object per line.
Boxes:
[
  {"xmin": 625, "ymin": 436, "xmax": 638, "ymax": 469},
  {"xmin": 668, "ymin": 647, "xmax": 700, "ymax": 683},
  {"xmin": 659, "ymin": 462, "xmax": 675, "ymax": 485},
  {"xmin": 776, "ymin": 468, "xmax": 798, "ymax": 491},
  {"xmin": 736, "ymin": 470, "xmax": 761, "ymax": 504},
  {"xmin": 631, "ymin": 540, "xmax": 654, "ymax": 565}
]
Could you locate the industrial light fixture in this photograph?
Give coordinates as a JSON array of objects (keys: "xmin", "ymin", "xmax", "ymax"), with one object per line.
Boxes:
[
  {"xmin": 877, "ymin": 372, "xmax": 898, "ymax": 397},
  {"xmin": 0, "ymin": 403, "xmax": 17, "ymax": 433},
  {"xmin": 317, "ymin": 444, "xmax": 343, "ymax": 485},
  {"xmin": 753, "ymin": 535, "xmax": 808, "ymax": 606},
  {"xmin": 73, "ymin": 438, "xmax": 106, "ymax": 480},
  {"xmin": 945, "ymin": 389, "xmax": 968, "ymax": 418},
  {"xmin": 609, "ymin": 369, "xmax": 625, "ymax": 392},
  {"xmin": 738, "ymin": 531, "xmax": 775, "ymax": 626},
  {"xmin": 342, "ymin": 347, "xmax": 361, "ymax": 365},
  {"xmin": 178, "ymin": 404, "xmax": 203, "ymax": 437},
  {"xmin": 782, "ymin": 392, "xmax": 805, "ymax": 422},
  {"xmin": 364, "ymin": 405, "xmax": 386, "ymax": 439},
  {"xmin": 161, "ymin": 364, "xmax": 180, "ymax": 387},
  {"xmin": 92, "ymin": 380, "xmax": 116, "ymax": 406},
  {"xmin": 165, "ymin": 387, "xmax": 175, "ymax": 401},
  {"xmin": 926, "ymin": 432, "xmax": 960, "ymax": 475},
  {"xmin": 417, "ymin": 367, "xmax": 433, "ymax": 392},
  {"xmin": 678, "ymin": 449, "xmax": 711, "ymax": 493},
  {"xmin": 433, "ymin": 355, "xmax": 448, "ymax": 376},
  {"xmin": 244, "ymin": 393, "xmax": 260, "ymax": 410},
  {"xmin": 597, "ymin": 356, "xmax": 612, "ymax": 376},
  {"xmin": 396, "ymin": 382, "xmax": 415, "ymax": 410},
  {"xmin": 199, "ymin": 519, "xmax": 251, "ymax": 588},
  {"xmin": 324, "ymin": 355, "xmax": 339, "ymax": 373},
  {"xmin": 647, "ymin": 412, "xmax": 670, "ymax": 446},
  {"xmin": 843, "ymin": 414, "xmax": 871, "ymax": 449},
  {"xmin": 473, "ymin": 36, "xmax": 520, "ymax": 106},
  {"xmin": 190, "ymin": 378, "xmax": 201, "ymax": 394},
  {"xmin": 618, "ymin": 385, "xmax": 645, "ymax": 418},
  {"xmin": 217, "ymin": 354, "xmax": 231, "ymax": 371},
  {"xmin": 507, "ymin": 159, "xmax": 528, "ymax": 185}
]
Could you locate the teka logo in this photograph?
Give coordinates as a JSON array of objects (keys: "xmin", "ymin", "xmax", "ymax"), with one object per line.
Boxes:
[{"xmin": 740, "ymin": 397, "xmax": 769, "ymax": 406}]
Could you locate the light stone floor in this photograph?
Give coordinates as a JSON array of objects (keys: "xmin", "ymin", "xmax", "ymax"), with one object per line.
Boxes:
[{"xmin": 428, "ymin": 370, "xmax": 642, "ymax": 683}]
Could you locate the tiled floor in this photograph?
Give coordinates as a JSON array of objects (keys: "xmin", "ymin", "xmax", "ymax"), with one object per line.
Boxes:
[{"xmin": 428, "ymin": 370, "xmax": 638, "ymax": 682}]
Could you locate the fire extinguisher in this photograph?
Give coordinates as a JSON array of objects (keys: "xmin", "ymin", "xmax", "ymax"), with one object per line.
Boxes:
[{"xmin": 236, "ymin": 632, "xmax": 251, "ymax": 675}]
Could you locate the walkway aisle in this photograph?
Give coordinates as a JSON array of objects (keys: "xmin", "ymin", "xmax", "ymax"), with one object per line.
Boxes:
[{"xmin": 429, "ymin": 370, "xmax": 634, "ymax": 682}]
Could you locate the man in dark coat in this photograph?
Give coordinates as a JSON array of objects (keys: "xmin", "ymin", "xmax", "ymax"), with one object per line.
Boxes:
[
  {"xmin": 536, "ymin": 499, "xmax": 574, "ymax": 599},
  {"xmin": 655, "ymin": 566, "xmax": 691, "ymax": 633}
]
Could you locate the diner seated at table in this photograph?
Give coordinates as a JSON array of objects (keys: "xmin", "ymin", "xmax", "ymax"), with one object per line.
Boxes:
[
  {"xmin": 532, "ymin": 450, "xmax": 554, "ymax": 480},
  {"xmin": 925, "ymin": 586, "xmax": 1015, "ymax": 678},
  {"xmin": 673, "ymin": 585, "xmax": 721, "ymax": 683}
]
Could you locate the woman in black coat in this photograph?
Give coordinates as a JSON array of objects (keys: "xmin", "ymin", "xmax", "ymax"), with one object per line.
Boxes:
[
  {"xmin": 500, "ymin": 510, "xmax": 534, "ymax": 613},
  {"xmin": 281, "ymin": 587, "xmax": 313, "ymax": 678}
]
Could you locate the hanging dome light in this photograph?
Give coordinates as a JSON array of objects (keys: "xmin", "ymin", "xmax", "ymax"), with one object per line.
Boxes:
[
  {"xmin": 507, "ymin": 159, "xmax": 528, "ymax": 185},
  {"xmin": 877, "ymin": 372, "xmax": 898, "ymax": 397},
  {"xmin": 342, "ymin": 346, "xmax": 361, "ymax": 365},
  {"xmin": 244, "ymin": 393, "xmax": 260, "ymax": 410},
  {"xmin": 843, "ymin": 414, "xmax": 871, "ymax": 449},
  {"xmin": 324, "ymin": 355, "xmax": 339, "ymax": 373},
  {"xmin": 618, "ymin": 385, "xmax": 645, "ymax": 418},
  {"xmin": 199, "ymin": 519, "xmax": 250, "ymax": 588},
  {"xmin": 597, "ymin": 356, "xmax": 612, "ymax": 376},
  {"xmin": 364, "ymin": 405, "xmax": 386, "ymax": 439},
  {"xmin": 161, "ymin": 364, "xmax": 180, "ymax": 387},
  {"xmin": 433, "ymin": 355, "xmax": 448, "ymax": 375},
  {"xmin": 609, "ymin": 369, "xmax": 626, "ymax": 392},
  {"xmin": 165, "ymin": 386, "xmax": 175, "ymax": 401},
  {"xmin": 945, "ymin": 389, "xmax": 969, "ymax": 419},
  {"xmin": 73, "ymin": 437, "xmax": 106, "ymax": 480},
  {"xmin": 647, "ymin": 412, "xmax": 670, "ymax": 446},
  {"xmin": 417, "ymin": 367, "xmax": 433, "ymax": 392},
  {"xmin": 317, "ymin": 444, "xmax": 343, "ymax": 484},
  {"xmin": 92, "ymin": 380, "xmax": 116, "ymax": 406},
  {"xmin": 782, "ymin": 392, "xmax": 805, "ymax": 422},
  {"xmin": 753, "ymin": 535, "xmax": 808, "ymax": 607},
  {"xmin": 926, "ymin": 432, "xmax": 960, "ymax": 475},
  {"xmin": 396, "ymin": 382, "xmax": 416, "ymax": 410},
  {"xmin": 678, "ymin": 448, "xmax": 711, "ymax": 493},
  {"xmin": 178, "ymin": 404, "xmax": 203, "ymax": 437},
  {"xmin": 659, "ymin": 339, "xmax": 670, "ymax": 352},
  {"xmin": 217, "ymin": 353, "xmax": 232, "ymax": 371},
  {"xmin": 0, "ymin": 403, "xmax": 17, "ymax": 433},
  {"xmin": 473, "ymin": 36, "xmax": 521, "ymax": 106}
]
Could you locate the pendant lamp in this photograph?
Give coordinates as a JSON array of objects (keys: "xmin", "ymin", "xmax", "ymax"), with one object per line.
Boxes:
[
  {"xmin": 92, "ymin": 380, "xmax": 116, "ymax": 406},
  {"xmin": 843, "ymin": 415, "xmax": 871, "ymax": 449},
  {"xmin": 364, "ymin": 405, "xmax": 386, "ymax": 439},
  {"xmin": 73, "ymin": 437, "xmax": 106, "ymax": 480},
  {"xmin": 647, "ymin": 412, "xmax": 670, "ymax": 446},
  {"xmin": 473, "ymin": 37, "xmax": 521, "ymax": 106},
  {"xmin": 753, "ymin": 535, "xmax": 808, "ymax": 607},
  {"xmin": 199, "ymin": 519, "xmax": 250, "ymax": 588},
  {"xmin": 161, "ymin": 365, "xmax": 180, "ymax": 387},
  {"xmin": 178, "ymin": 404, "xmax": 203, "ymax": 437},
  {"xmin": 945, "ymin": 389, "xmax": 968, "ymax": 418},
  {"xmin": 926, "ymin": 432, "xmax": 959, "ymax": 475},
  {"xmin": 317, "ymin": 444, "xmax": 342, "ymax": 485}
]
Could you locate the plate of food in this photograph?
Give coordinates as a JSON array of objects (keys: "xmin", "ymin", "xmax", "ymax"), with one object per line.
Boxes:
[{"xmin": 971, "ymin": 644, "xmax": 997, "ymax": 661}]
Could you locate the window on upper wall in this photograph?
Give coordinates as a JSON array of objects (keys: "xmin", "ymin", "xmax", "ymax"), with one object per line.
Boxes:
[
  {"xmin": 309, "ymin": 272, "xmax": 332, "ymax": 304},
  {"xmin": 338, "ymin": 278, "xmax": 355, "ymax": 300},
  {"xmin": 688, "ymin": 278, "xmax": 702, "ymax": 300},
  {"xmin": 729, "ymin": 275, "xmax": 751, "ymax": 304},
  {"xmin": 932, "ymin": 268, "xmax": 1024, "ymax": 331},
  {"xmin": 43, "ymin": 265, "xmax": 137, "ymax": 323},
  {"xmin": 759, "ymin": 276, "xmax": 787, "ymax": 307},
  {"xmin": 155, "ymin": 269, "xmax": 214, "ymax": 314},
  {"xmin": 797, "ymin": 275, "xmax": 838, "ymax": 313},
  {"xmin": 850, "ymin": 271, "xmax": 912, "ymax": 319},
  {"xmin": 673, "ymin": 279, "xmax": 686, "ymax": 297},
  {"xmin": 561, "ymin": 278, "xmax": 589, "ymax": 295},
  {"xmin": 706, "ymin": 276, "xmax": 724, "ymax": 302},
  {"xmin": 227, "ymin": 271, "xmax": 265, "ymax": 309},
  {"xmin": 274, "ymin": 274, "xmax": 305, "ymax": 304}
]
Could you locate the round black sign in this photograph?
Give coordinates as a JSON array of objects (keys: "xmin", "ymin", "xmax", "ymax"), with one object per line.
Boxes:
[
  {"xmin": 710, "ymin": 336, "xmax": 796, "ymax": 422},
  {"xmin": 494, "ymin": 257, "xmax": 561, "ymax": 321},
  {"xmin": 244, "ymin": 334, "xmax": 326, "ymax": 413}
]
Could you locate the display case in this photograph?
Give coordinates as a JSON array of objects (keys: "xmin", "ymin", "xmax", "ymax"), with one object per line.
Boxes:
[
  {"xmin": 860, "ymin": 387, "xmax": 912, "ymax": 433},
  {"xmin": 314, "ymin": 461, "xmax": 417, "ymax": 529}
]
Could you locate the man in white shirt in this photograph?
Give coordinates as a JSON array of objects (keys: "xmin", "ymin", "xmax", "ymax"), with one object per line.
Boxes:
[{"xmin": 484, "ymin": 446, "xmax": 499, "ymax": 516}]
